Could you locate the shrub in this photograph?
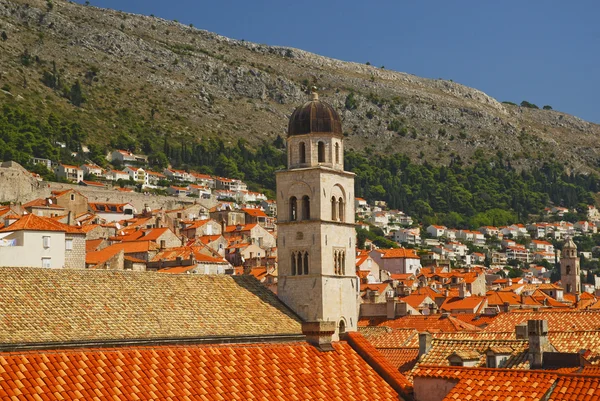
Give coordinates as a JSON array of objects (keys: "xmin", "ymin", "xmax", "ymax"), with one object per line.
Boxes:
[
  {"xmin": 344, "ymin": 92, "xmax": 358, "ymax": 110},
  {"xmin": 520, "ymin": 100, "xmax": 539, "ymax": 109},
  {"xmin": 543, "ymin": 105, "xmax": 553, "ymax": 110}
]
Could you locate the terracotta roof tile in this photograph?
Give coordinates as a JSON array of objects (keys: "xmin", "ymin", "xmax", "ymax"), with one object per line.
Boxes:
[
  {"xmin": 0, "ymin": 213, "xmax": 82, "ymax": 234},
  {"xmin": 0, "ymin": 267, "xmax": 301, "ymax": 345}
]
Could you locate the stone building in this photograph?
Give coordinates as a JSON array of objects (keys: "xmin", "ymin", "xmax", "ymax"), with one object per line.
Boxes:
[
  {"xmin": 276, "ymin": 91, "xmax": 358, "ymax": 340},
  {"xmin": 560, "ymin": 237, "xmax": 581, "ymax": 294}
]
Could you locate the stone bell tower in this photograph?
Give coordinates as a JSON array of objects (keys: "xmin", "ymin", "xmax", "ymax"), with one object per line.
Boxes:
[
  {"xmin": 560, "ymin": 237, "xmax": 580, "ymax": 295},
  {"xmin": 276, "ymin": 90, "xmax": 358, "ymax": 340}
]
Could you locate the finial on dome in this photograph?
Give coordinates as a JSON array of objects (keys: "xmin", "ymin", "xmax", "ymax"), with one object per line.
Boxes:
[{"xmin": 311, "ymin": 86, "xmax": 319, "ymax": 101}]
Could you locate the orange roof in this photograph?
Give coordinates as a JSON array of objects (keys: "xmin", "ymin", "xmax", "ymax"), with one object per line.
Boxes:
[
  {"xmin": 359, "ymin": 315, "xmax": 481, "ymax": 333},
  {"xmin": 86, "ymin": 247, "xmax": 122, "ymax": 266},
  {"xmin": 85, "ymin": 239, "xmax": 104, "ymax": 252},
  {"xmin": 22, "ymin": 198, "xmax": 65, "ymax": 209},
  {"xmin": 378, "ymin": 348, "xmax": 420, "ymax": 373},
  {"xmin": 224, "ymin": 223, "xmax": 259, "ymax": 233},
  {"xmin": 345, "ymin": 332, "xmax": 413, "ymax": 395},
  {"xmin": 242, "ymin": 208, "xmax": 268, "ymax": 217},
  {"xmin": 441, "ymin": 296, "xmax": 486, "ymax": 312},
  {"xmin": 0, "ymin": 213, "xmax": 82, "ymax": 234},
  {"xmin": 0, "ymin": 341, "xmax": 404, "ymax": 400},
  {"xmin": 381, "ymin": 248, "xmax": 420, "ymax": 259},
  {"xmin": 151, "ymin": 246, "xmax": 227, "ymax": 264},
  {"xmin": 413, "ymin": 365, "xmax": 600, "ymax": 401}
]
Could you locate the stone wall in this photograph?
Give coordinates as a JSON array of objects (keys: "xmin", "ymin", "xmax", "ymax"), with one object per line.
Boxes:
[
  {"xmin": 65, "ymin": 234, "xmax": 86, "ymax": 269},
  {"xmin": 0, "ymin": 163, "xmax": 216, "ymax": 212}
]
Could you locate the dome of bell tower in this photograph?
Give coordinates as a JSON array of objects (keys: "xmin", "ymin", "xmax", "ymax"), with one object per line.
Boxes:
[{"xmin": 288, "ymin": 90, "xmax": 343, "ymax": 137}]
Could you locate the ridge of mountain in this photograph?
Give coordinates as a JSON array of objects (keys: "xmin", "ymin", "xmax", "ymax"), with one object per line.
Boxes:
[{"xmin": 1, "ymin": 0, "xmax": 599, "ymax": 172}]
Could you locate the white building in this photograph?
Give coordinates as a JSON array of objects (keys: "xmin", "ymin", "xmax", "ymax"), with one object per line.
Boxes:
[
  {"xmin": 426, "ymin": 225, "xmax": 447, "ymax": 238},
  {"xmin": 54, "ymin": 164, "xmax": 83, "ymax": 182}
]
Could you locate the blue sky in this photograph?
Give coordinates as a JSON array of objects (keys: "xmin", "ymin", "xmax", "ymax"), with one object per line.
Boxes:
[{"xmin": 77, "ymin": 0, "xmax": 600, "ymax": 123}]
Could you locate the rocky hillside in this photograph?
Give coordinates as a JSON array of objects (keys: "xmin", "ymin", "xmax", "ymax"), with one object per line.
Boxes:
[{"xmin": 1, "ymin": 0, "xmax": 599, "ymax": 172}]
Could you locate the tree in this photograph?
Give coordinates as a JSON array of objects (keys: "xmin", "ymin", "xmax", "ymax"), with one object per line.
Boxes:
[
  {"xmin": 149, "ymin": 151, "xmax": 169, "ymax": 169},
  {"xmin": 345, "ymin": 92, "xmax": 358, "ymax": 110},
  {"xmin": 69, "ymin": 81, "xmax": 84, "ymax": 106},
  {"xmin": 543, "ymin": 105, "xmax": 553, "ymax": 110},
  {"xmin": 520, "ymin": 100, "xmax": 539, "ymax": 109}
]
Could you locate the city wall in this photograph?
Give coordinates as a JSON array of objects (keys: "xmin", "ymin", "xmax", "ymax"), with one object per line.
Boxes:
[{"xmin": 0, "ymin": 162, "xmax": 216, "ymax": 212}]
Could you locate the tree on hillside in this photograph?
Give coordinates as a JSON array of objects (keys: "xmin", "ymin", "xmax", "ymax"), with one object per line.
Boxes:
[{"xmin": 69, "ymin": 81, "xmax": 84, "ymax": 106}]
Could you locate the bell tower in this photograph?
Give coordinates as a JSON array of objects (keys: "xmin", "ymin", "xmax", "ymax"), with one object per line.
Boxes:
[
  {"xmin": 560, "ymin": 237, "xmax": 580, "ymax": 294},
  {"xmin": 276, "ymin": 90, "xmax": 358, "ymax": 340}
]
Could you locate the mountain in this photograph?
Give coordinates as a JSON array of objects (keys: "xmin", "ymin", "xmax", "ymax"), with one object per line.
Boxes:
[{"xmin": 1, "ymin": 0, "xmax": 599, "ymax": 173}]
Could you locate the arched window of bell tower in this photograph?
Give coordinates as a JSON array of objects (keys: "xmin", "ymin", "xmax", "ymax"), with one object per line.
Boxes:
[
  {"xmin": 302, "ymin": 195, "xmax": 310, "ymax": 220},
  {"xmin": 566, "ymin": 266, "xmax": 571, "ymax": 275},
  {"xmin": 299, "ymin": 142, "xmax": 306, "ymax": 164},
  {"xmin": 290, "ymin": 197, "xmax": 297, "ymax": 221},
  {"xmin": 331, "ymin": 197, "xmax": 337, "ymax": 221},
  {"xmin": 296, "ymin": 252, "xmax": 302, "ymax": 275},
  {"xmin": 303, "ymin": 252, "xmax": 309, "ymax": 275},
  {"xmin": 318, "ymin": 141, "xmax": 325, "ymax": 163},
  {"xmin": 335, "ymin": 142, "xmax": 340, "ymax": 164},
  {"xmin": 291, "ymin": 252, "xmax": 297, "ymax": 275},
  {"xmin": 338, "ymin": 197, "xmax": 345, "ymax": 222}
]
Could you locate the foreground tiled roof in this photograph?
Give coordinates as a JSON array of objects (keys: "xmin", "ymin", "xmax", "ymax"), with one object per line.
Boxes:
[
  {"xmin": 0, "ymin": 342, "xmax": 403, "ymax": 400},
  {"xmin": 378, "ymin": 347, "xmax": 420, "ymax": 372},
  {"xmin": 0, "ymin": 267, "xmax": 301, "ymax": 346},
  {"xmin": 413, "ymin": 366, "xmax": 600, "ymax": 401}
]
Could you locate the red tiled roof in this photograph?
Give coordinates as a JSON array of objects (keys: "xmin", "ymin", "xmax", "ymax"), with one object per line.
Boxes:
[
  {"xmin": 0, "ymin": 213, "xmax": 82, "ymax": 234},
  {"xmin": 413, "ymin": 365, "xmax": 600, "ymax": 401},
  {"xmin": 242, "ymin": 208, "xmax": 268, "ymax": 217},
  {"xmin": 0, "ymin": 342, "xmax": 403, "ymax": 400},
  {"xmin": 359, "ymin": 315, "xmax": 481, "ymax": 333},
  {"xmin": 381, "ymin": 248, "xmax": 420, "ymax": 259},
  {"xmin": 86, "ymin": 247, "xmax": 122, "ymax": 266},
  {"xmin": 346, "ymin": 332, "xmax": 413, "ymax": 396},
  {"xmin": 378, "ymin": 348, "xmax": 420, "ymax": 373}
]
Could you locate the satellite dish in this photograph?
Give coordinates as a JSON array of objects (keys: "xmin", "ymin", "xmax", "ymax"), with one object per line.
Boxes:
[
  {"xmin": 120, "ymin": 231, "xmax": 124, "ymax": 236},
  {"xmin": 115, "ymin": 223, "xmax": 121, "ymax": 230},
  {"xmin": 422, "ymin": 307, "xmax": 430, "ymax": 316},
  {"xmin": 76, "ymin": 221, "xmax": 81, "ymax": 227},
  {"xmin": 47, "ymin": 199, "xmax": 53, "ymax": 205}
]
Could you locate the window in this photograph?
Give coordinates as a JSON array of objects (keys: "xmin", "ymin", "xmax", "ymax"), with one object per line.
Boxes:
[
  {"xmin": 65, "ymin": 239, "xmax": 73, "ymax": 251},
  {"xmin": 335, "ymin": 143, "xmax": 340, "ymax": 164},
  {"xmin": 302, "ymin": 195, "xmax": 310, "ymax": 220},
  {"xmin": 290, "ymin": 197, "xmax": 297, "ymax": 221},
  {"xmin": 299, "ymin": 142, "xmax": 306, "ymax": 164},
  {"xmin": 331, "ymin": 197, "xmax": 337, "ymax": 221},
  {"xmin": 338, "ymin": 197, "xmax": 345, "ymax": 222},
  {"xmin": 70, "ymin": 194, "xmax": 75, "ymax": 201},
  {"xmin": 42, "ymin": 236, "xmax": 51, "ymax": 249},
  {"xmin": 303, "ymin": 252, "xmax": 309, "ymax": 275},
  {"xmin": 318, "ymin": 141, "xmax": 325, "ymax": 163},
  {"xmin": 339, "ymin": 320, "xmax": 346, "ymax": 335},
  {"xmin": 291, "ymin": 253, "xmax": 297, "ymax": 275},
  {"xmin": 41, "ymin": 258, "xmax": 51, "ymax": 268},
  {"xmin": 566, "ymin": 266, "xmax": 571, "ymax": 275}
]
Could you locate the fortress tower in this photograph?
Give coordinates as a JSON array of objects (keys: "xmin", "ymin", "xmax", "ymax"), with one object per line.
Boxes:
[{"xmin": 276, "ymin": 91, "xmax": 358, "ymax": 340}]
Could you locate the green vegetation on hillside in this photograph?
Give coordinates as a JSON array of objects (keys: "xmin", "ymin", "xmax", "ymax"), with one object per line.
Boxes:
[
  {"xmin": 0, "ymin": 101, "xmax": 597, "ymax": 225},
  {"xmin": 345, "ymin": 151, "xmax": 597, "ymax": 228}
]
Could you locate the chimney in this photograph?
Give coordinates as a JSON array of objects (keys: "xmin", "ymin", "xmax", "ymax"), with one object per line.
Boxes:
[
  {"xmin": 302, "ymin": 321, "xmax": 336, "ymax": 352},
  {"xmin": 528, "ymin": 319, "xmax": 550, "ymax": 369},
  {"xmin": 67, "ymin": 211, "xmax": 72, "ymax": 226},
  {"xmin": 386, "ymin": 292, "xmax": 396, "ymax": 319},
  {"xmin": 459, "ymin": 282, "xmax": 466, "ymax": 299},
  {"xmin": 503, "ymin": 301, "xmax": 510, "ymax": 312},
  {"xmin": 515, "ymin": 322, "xmax": 528, "ymax": 340},
  {"xmin": 444, "ymin": 289, "xmax": 449, "ymax": 297},
  {"xmin": 418, "ymin": 332, "xmax": 432, "ymax": 358},
  {"xmin": 397, "ymin": 301, "xmax": 408, "ymax": 317}
]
